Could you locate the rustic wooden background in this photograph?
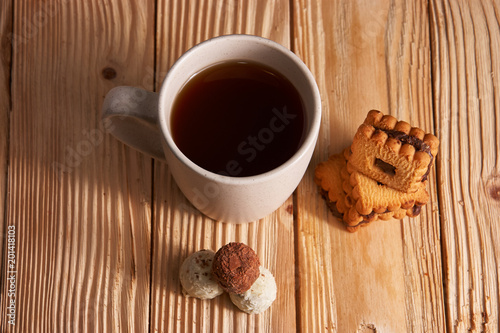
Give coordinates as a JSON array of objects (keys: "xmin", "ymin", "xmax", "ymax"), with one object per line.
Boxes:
[{"xmin": 1, "ymin": 0, "xmax": 499, "ymax": 332}]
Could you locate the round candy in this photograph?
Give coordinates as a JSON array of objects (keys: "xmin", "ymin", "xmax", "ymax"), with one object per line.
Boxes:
[
  {"xmin": 211, "ymin": 242, "xmax": 260, "ymax": 294},
  {"xmin": 179, "ymin": 249, "xmax": 224, "ymax": 299},
  {"xmin": 229, "ymin": 266, "xmax": 277, "ymax": 314}
]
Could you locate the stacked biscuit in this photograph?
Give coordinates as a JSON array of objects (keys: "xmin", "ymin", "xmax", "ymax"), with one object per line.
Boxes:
[
  {"xmin": 315, "ymin": 110, "xmax": 439, "ymax": 232},
  {"xmin": 179, "ymin": 242, "xmax": 277, "ymax": 314}
]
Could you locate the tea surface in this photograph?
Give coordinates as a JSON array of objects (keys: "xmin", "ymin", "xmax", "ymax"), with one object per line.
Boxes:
[{"xmin": 171, "ymin": 61, "xmax": 305, "ymax": 177}]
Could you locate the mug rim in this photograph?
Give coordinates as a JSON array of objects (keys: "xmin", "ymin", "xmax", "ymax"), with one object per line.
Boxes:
[{"xmin": 158, "ymin": 34, "xmax": 321, "ymax": 185}]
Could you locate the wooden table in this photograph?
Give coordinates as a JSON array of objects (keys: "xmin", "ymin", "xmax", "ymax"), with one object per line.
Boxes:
[{"xmin": 1, "ymin": 0, "xmax": 499, "ymax": 332}]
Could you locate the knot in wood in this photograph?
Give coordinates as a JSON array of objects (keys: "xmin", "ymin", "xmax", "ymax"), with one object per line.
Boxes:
[{"xmin": 102, "ymin": 67, "xmax": 117, "ymax": 80}]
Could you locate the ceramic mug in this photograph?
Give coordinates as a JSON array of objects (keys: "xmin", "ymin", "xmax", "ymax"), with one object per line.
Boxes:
[{"xmin": 102, "ymin": 35, "xmax": 321, "ymax": 223}]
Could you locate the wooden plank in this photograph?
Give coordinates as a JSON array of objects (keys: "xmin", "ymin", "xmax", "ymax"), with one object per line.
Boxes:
[
  {"xmin": 150, "ymin": 1, "xmax": 296, "ymax": 332},
  {"xmin": 430, "ymin": 0, "xmax": 500, "ymax": 331},
  {"xmin": 0, "ymin": 0, "xmax": 12, "ymax": 226},
  {"xmin": 1, "ymin": 0, "xmax": 154, "ymax": 331},
  {"xmin": 0, "ymin": 0, "xmax": 13, "ymax": 329},
  {"xmin": 293, "ymin": 0, "xmax": 445, "ymax": 331}
]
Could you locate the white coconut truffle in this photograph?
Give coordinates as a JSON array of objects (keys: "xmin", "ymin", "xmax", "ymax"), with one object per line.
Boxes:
[
  {"xmin": 179, "ymin": 249, "xmax": 224, "ymax": 299},
  {"xmin": 229, "ymin": 266, "xmax": 277, "ymax": 314}
]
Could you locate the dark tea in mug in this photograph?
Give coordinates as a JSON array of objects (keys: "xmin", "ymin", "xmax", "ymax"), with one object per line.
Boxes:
[{"xmin": 170, "ymin": 60, "xmax": 306, "ymax": 177}]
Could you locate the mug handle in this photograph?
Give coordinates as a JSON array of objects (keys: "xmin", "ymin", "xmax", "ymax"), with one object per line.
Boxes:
[{"xmin": 102, "ymin": 86, "xmax": 166, "ymax": 160}]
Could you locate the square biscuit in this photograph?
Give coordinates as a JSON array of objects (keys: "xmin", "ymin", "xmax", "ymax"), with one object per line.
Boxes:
[
  {"xmin": 349, "ymin": 110, "xmax": 439, "ymax": 193},
  {"xmin": 343, "ymin": 164, "xmax": 429, "ymax": 216},
  {"xmin": 341, "ymin": 166, "xmax": 423, "ymax": 230},
  {"xmin": 341, "ymin": 147, "xmax": 427, "ymax": 230},
  {"xmin": 315, "ymin": 146, "xmax": 427, "ymax": 233}
]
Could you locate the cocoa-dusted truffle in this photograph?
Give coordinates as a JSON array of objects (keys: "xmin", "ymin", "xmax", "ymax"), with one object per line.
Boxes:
[{"xmin": 211, "ymin": 242, "xmax": 260, "ymax": 294}]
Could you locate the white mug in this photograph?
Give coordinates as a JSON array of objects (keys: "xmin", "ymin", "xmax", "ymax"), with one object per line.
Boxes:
[{"xmin": 102, "ymin": 35, "xmax": 321, "ymax": 223}]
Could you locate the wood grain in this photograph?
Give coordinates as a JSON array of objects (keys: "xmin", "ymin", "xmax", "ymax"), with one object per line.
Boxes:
[
  {"xmin": 430, "ymin": 0, "xmax": 500, "ymax": 331},
  {"xmin": 0, "ymin": 0, "xmax": 12, "ymax": 290},
  {"xmin": 150, "ymin": 1, "xmax": 296, "ymax": 332},
  {"xmin": 0, "ymin": 0, "xmax": 13, "ymax": 330},
  {"xmin": 293, "ymin": 0, "xmax": 445, "ymax": 331},
  {"xmin": 1, "ymin": 0, "xmax": 155, "ymax": 331}
]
